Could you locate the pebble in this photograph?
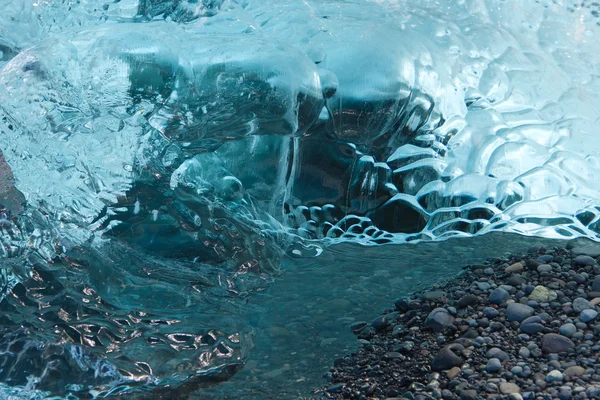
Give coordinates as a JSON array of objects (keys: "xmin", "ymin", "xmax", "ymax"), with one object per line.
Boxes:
[
  {"xmin": 573, "ymin": 297, "xmax": 593, "ymax": 313},
  {"xmin": 489, "ymin": 287, "xmax": 510, "ymax": 305},
  {"xmin": 505, "ymin": 262, "xmax": 524, "ymax": 273},
  {"xmin": 485, "ymin": 358, "xmax": 502, "ymax": 372},
  {"xmin": 431, "ymin": 344, "xmax": 465, "ymax": 371},
  {"xmin": 574, "ymin": 255, "xmax": 597, "ymax": 266},
  {"xmin": 425, "ymin": 308, "xmax": 455, "ymax": 333},
  {"xmin": 564, "ymin": 366, "xmax": 585, "ymax": 377},
  {"xmin": 500, "ymin": 382, "xmax": 521, "ymax": 394},
  {"xmin": 546, "ymin": 370, "xmax": 564, "ymax": 383},
  {"xmin": 528, "ymin": 286, "xmax": 558, "ymax": 302},
  {"xmin": 507, "ymin": 303, "xmax": 535, "ymax": 322},
  {"xmin": 537, "ymin": 264, "xmax": 553, "ymax": 273},
  {"xmin": 541, "ymin": 333, "xmax": 575, "ymax": 354},
  {"xmin": 580, "ymin": 309, "xmax": 598, "ymax": 322},
  {"xmin": 456, "ymin": 294, "xmax": 478, "ymax": 309},
  {"xmin": 559, "ymin": 323, "xmax": 577, "ymax": 337}
]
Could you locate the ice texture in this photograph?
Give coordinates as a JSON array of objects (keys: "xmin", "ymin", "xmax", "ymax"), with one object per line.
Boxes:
[{"xmin": 0, "ymin": 0, "xmax": 600, "ymax": 397}]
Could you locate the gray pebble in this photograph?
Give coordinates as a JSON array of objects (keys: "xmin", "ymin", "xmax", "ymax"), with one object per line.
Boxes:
[
  {"xmin": 573, "ymin": 297, "xmax": 593, "ymax": 313},
  {"xmin": 546, "ymin": 370, "xmax": 564, "ymax": 382},
  {"xmin": 486, "ymin": 358, "xmax": 503, "ymax": 372},
  {"xmin": 559, "ymin": 323, "xmax": 577, "ymax": 337},
  {"xmin": 507, "ymin": 303, "xmax": 535, "ymax": 322},
  {"xmin": 580, "ymin": 309, "xmax": 598, "ymax": 323},
  {"xmin": 489, "ymin": 287, "xmax": 510, "ymax": 305}
]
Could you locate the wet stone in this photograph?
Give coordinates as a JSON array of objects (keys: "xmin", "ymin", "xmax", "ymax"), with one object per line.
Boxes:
[
  {"xmin": 541, "ymin": 333, "xmax": 575, "ymax": 354},
  {"xmin": 507, "ymin": 303, "xmax": 535, "ymax": 322}
]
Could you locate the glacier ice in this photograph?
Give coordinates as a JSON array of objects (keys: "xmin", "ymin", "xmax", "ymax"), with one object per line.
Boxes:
[{"xmin": 0, "ymin": 0, "xmax": 600, "ymax": 397}]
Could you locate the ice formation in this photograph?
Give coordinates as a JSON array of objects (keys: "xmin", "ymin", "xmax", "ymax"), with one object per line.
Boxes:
[{"xmin": 0, "ymin": 0, "xmax": 599, "ymax": 397}]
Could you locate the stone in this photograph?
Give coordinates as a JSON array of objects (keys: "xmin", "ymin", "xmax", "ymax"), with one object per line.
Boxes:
[
  {"xmin": 485, "ymin": 347, "xmax": 509, "ymax": 361},
  {"xmin": 327, "ymin": 383, "xmax": 344, "ymax": 393},
  {"xmin": 457, "ymin": 294, "xmax": 479, "ymax": 309},
  {"xmin": 507, "ymin": 303, "xmax": 535, "ymax": 322},
  {"xmin": 483, "ymin": 307, "xmax": 500, "ymax": 318},
  {"xmin": 423, "ymin": 291, "xmax": 447, "ymax": 302},
  {"xmin": 541, "ymin": 333, "xmax": 575, "ymax": 354},
  {"xmin": 371, "ymin": 316, "xmax": 389, "ymax": 331},
  {"xmin": 580, "ymin": 309, "xmax": 598, "ymax": 323},
  {"xmin": 573, "ymin": 297, "xmax": 593, "ymax": 313},
  {"xmin": 546, "ymin": 370, "xmax": 564, "ymax": 383},
  {"xmin": 459, "ymin": 390, "xmax": 478, "ymax": 400},
  {"xmin": 529, "ymin": 286, "xmax": 558, "ymax": 302},
  {"xmin": 425, "ymin": 308, "xmax": 455, "ymax": 333},
  {"xmin": 475, "ymin": 282, "xmax": 491, "ymax": 290},
  {"xmin": 485, "ymin": 358, "xmax": 502, "ymax": 372},
  {"xmin": 559, "ymin": 323, "xmax": 577, "ymax": 337},
  {"xmin": 507, "ymin": 275, "xmax": 527, "ymax": 286},
  {"xmin": 505, "ymin": 262, "xmax": 524, "ymax": 273},
  {"xmin": 574, "ymin": 255, "xmax": 597, "ymax": 266},
  {"xmin": 537, "ymin": 264, "xmax": 553, "ymax": 273},
  {"xmin": 489, "ymin": 287, "xmax": 510, "ymax": 305},
  {"xmin": 590, "ymin": 297, "xmax": 600, "ymax": 306},
  {"xmin": 592, "ymin": 276, "xmax": 600, "ymax": 292},
  {"xmin": 447, "ymin": 366, "xmax": 461, "ymax": 379},
  {"xmin": 500, "ymin": 382, "xmax": 521, "ymax": 394},
  {"xmin": 508, "ymin": 394, "xmax": 523, "ymax": 400},
  {"xmin": 520, "ymin": 318, "xmax": 545, "ymax": 334},
  {"xmin": 432, "ymin": 344, "xmax": 465, "ymax": 371},
  {"xmin": 564, "ymin": 366, "xmax": 585, "ymax": 377}
]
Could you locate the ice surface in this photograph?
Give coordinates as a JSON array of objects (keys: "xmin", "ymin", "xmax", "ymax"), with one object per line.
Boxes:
[{"xmin": 0, "ymin": 0, "xmax": 600, "ymax": 397}]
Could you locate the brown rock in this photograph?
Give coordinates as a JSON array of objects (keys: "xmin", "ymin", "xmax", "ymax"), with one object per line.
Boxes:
[
  {"xmin": 505, "ymin": 262, "xmax": 524, "ymax": 273},
  {"xmin": 447, "ymin": 366, "xmax": 461, "ymax": 379},
  {"xmin": 564, "ymin": 366, "xmax": 585, "ymax": 377},
  {"xmin": 500, "ymin": 382, "xmax": 520, "ymax": 394}
]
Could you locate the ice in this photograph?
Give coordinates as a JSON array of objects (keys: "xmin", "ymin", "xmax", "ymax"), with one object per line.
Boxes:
[{"xmin": 1, "ymin": 0, "xmax": 600, "ymax": 397}]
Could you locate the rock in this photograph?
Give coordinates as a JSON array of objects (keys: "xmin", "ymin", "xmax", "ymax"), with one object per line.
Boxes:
[
  {"xmin": 371, "ymin": 316, "xmax": 389, "ymax": 331},
  {"xmin": 507, "ymin": 275, "xmax": 527, "ymax": 286},
  {"xmin": 505, "ymin": 262, "xmax": 524, "ymax": 273},
  {"xmin": 327, "ymin": 383, "xmax": 344, "ymax": 393},
  {"xmin": 447, "ymin": 366, "xmax": 461, "ymax": 379},
  {"xmin": 483, "ymin": 307, "xmax": 500, "ymax": 318},
  {"xmin": 489, "ymin": 287, "xmax": 510, "ymax": 305},
  {"xmin": 459, "ymin": 389, "xmax": 478, "ymax": 400},
  {"xmin": 573, "ymin": 297, "xmax": 593, "ymax": 313},
  {"xmin": 485, "ymin": 358, "xmax": 502, "ymax": 372},
  {"xmin": 571, "ymin": 244, "xmax": 600, "ymax": 258},
  {"xmin": 590, "ymin": 297, "xmax": 600, "ymax": 306},
  {"xmin": 559, "ymin": 323, "xmax": 577, "ymax": 337},
  {"xmin": 537, "ymin": 264, "xmax": 553, "ymax": 273},
  {"xmin": 529, "ymin": 286, "xmax": 558, "ymax": 302},
  {"xmin": 500, "ymin": 382, "xmax": 521, "ymax": 394},
  {"xmin": 508, "ymin": 394, "xmax": 523, "ymax": 400},
  {"xmin": 425, "ymin": 308, "xmax": 455, "ymax": 333},
  {"xmin": 520, "ymin": 316, "xmax": 545, "ymax": 334},
  {"xmin": 546, "ymin": 370, "xmax": 564, "ymax": 383},
  {"xmin": 580, "ymin": 309, "xmax": 598, "ymax": 323},
  {"xmin": 423, "ymin": 291, "xmax": 447, "ymax": 302},
  {"xmin": 432, "ymin": 344, "xmax": 465, "ymax": 371},
  {"xmin": 475, "ymin": 282, "xmax": 491, "ymax": 290},
  {"xmin": 592, "ymin": 276, "xmax": 600, "ymax": 292},
  {"xmin": 485, "ymin": 347, "xmax": 509, "ymax": 361},
  {"xmin": 541, "ymin": 333, "xmax": 575, "ymax": 354},
  {"xmin": 507, "ymin": 303, "xmax": 535, "ymax": 322},
  {"xmin": 564, "ymin": 366, "xmax": 586, "ymax": 377},
  {"xmin": 457, "ymin": 294, "xmax": 479, "ymax": 309},
  {"xmin": 574, "ymin": 255, "xmax": 597, "ymax": 266}
]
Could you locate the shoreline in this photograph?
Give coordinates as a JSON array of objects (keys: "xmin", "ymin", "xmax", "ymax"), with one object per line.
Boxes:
[{"xmin": 314, "ymin": 242, "xmax": 600, "ymax": 400}]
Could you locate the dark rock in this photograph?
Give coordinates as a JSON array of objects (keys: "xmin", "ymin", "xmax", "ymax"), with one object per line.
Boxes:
[
  {"xmin": 432, "ymin": 343, "xmax": 465, "ymax": 371},
  {"xmin": 489, "ymin": 287, "xmax": 510, "ymax": 305},
  {"xmin": 485, "ymin": 347, "xmax": 509, "ymax": 361},
  {"xmin": 541, "ymin": 333, "xmax": 575, "ymax": 353},
  {"xmin": 459, "ymin": 389, "xmax": 478, "ymax": 400},
  {"xmin": 371, "ymin": 316, "xmax": 389, "ymax": 331},
  {"xmin": 507, "ymin": 303, "xmax": 535, "ymax": 322},
  {"xmin": 327, "ymin": 383, "xmax": 344, "ymax": 393},
  {"xmin": 507, "ymin": 275, "xmax": 527, "ymax": 287},
  {"xmin": 457, "ymin": 294, "xmax": 479, "ymax": 309},
  {"xmin": 485, "ymin": 358, "xmax": 502, "ymax": 372},
  {"xmin": 422, "ymin": 291, "xmax": 447, "ymax": 302},
  {"xmin": 425, "ymin": 308, "xmax": 455, "ymax": 333},
  {"xmin": 574, "ymin": 255, "xmax": 597, "ymax": 266},
  {"xmin": 592, "ymin": 276, "xmax": 600, "ymax": 292}
]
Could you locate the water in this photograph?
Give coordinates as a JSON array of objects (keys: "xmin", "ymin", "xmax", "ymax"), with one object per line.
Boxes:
[{"xmin": 0, "ymin": 0, "xmax": 599, "ymax": 398}]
